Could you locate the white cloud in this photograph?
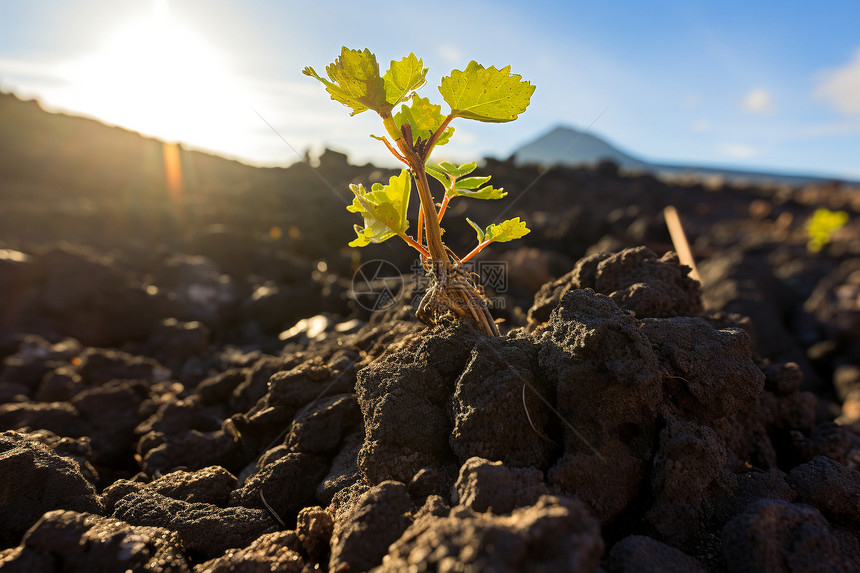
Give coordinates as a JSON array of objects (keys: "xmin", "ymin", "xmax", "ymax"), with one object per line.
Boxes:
[
  {"xmin": 742, "ymin": 88, "xmax": 775, "ymax": 113},
  {"xmin": 437, "ymin": 45, "xmax": 462, "ymax": 65},
  {"xmin": 720, "ymin": 143, "xmax": 760, "ymax": 159},
  {"xmin": 815, "ymin": 47, "xmax": 860, "ymax": 115}
]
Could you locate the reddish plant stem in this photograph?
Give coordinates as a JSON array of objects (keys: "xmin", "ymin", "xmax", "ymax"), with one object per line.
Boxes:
[
  {"xmin": 460, "ymin": 239, "xmax": 493, "ymax": 264},
  {"xmin": 416, "ymin": 208, "xmax": 424, "ymax": 248},
  {"xmin": 422, "ymin": 114, "xmax": 456, "ymax": 161},
  {"xmin": 400, "ymin": 233, "xmax": 430, "ymax": 258},
  {"xmin": 380, "ymin": 137, "xmax": 409, "ymax": 165},
  {"xmin": 437, "ymin": 195, "xmax": 451, "ymax": 222}
]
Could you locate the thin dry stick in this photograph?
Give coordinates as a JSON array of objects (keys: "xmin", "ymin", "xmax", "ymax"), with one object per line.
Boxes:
[
  {"xmin": 260, "ymin": 490, "xmax": 286, "ymax": 529},
  {"xmin": 521, "ymin": 384, "xmax": 557, "ymax": 446},
  {"xmin": 664, "ymin": 205, "xmax": 702, "ymax": 283}
]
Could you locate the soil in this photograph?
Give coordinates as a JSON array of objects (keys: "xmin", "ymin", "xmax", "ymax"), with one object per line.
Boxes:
[{"xmin": 1, "ymin": 91, "xmax": 859, "ymax": 571}]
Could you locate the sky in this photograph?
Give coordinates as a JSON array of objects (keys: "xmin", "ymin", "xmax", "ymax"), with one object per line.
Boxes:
[{"xmin": 1, "ymin": 0, "xmax": 859, "ymax": 179}]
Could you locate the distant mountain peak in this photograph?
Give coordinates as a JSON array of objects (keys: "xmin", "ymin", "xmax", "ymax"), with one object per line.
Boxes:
[
  {"xmin": 509, "ymin": 124, "xmax": 857, "ymax": 186},
  {"xmin": 511, "ymin": 123, "xmax": 647, "ymax": 169},
  {"xmin": 546, "ymin": 124, "xmax": 583, "ymax": 135}
]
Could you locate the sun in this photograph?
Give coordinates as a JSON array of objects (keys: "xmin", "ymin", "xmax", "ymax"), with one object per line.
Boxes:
[{"xmin": 58, "ymin": 0, "xmax": 245, "ymax": 148}]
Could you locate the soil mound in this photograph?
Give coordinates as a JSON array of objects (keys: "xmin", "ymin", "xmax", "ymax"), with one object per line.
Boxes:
[{"xmin": 1, "ymin": 93, "xmax": 859, "ymax": 570}]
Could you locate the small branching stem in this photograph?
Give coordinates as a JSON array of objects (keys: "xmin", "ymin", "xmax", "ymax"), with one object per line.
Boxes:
[
  {"xmin": 416, "ymin": 207, "xmax": 424, "ymax": 247},
  {"xmin": 399, "ymin": 233, "xmax": 430, "ymax": 258},
  {"xmin": 380, "ymin": 137, "xmax": 409, "ymax": 165},
  {"xmin": 460, "ymin": 240, "xmax": 493, "ymax": 264},
  {"xmin": 437, "ymin": 195, "xmax": 451, "ymax": 222},
  {"xmin": 424, "ymin": 114, "xmax": 456, "ymax": 155}
]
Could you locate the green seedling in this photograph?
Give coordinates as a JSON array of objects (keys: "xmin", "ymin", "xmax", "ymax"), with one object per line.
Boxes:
[
  {"xmin": 806, "ymin": 208, "xmax": 849, "ymax": 253},
  {"xmin": 304, "ymin": 48, "xmax": 535, "ymax": 336}
]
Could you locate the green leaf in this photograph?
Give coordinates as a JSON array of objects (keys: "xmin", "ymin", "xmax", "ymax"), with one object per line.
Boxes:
[
  {"xmin": 394, "ymin": 94, "xmax": 454, "ymax": 146},
  {"xmin": 483, "ymin": 217, "xmax": 530, "ymax": 242},
  {"xmin": 425, "ymin": 164, "xmax": 450, "ymax": 187},
  {"xmin": 448, "ymin": 186, "xmax": 507, "ymax": 200},
  {"xmin": 806, "ymin": 208, "xmax": 849, "ymax": 252},
  {"xmin": 466, "ymin": 218, "xmax": 485, "ymax": 243},
  {"xmin": 383, "ymin": 53, "xmax": 428, "ymax": 106},
  {"xmin": 439, "ymin": 61, "xmax": 535, "ymax": 123},
  {"xmin": 346, "ymin": 170, "xmax": 411, "ymax": 246},
  {"xmin": 438, "ymin": 161, "xmax": 477, "ymax": 178},
  {"xmin": 453, "ymin": 175, "xmax": 492, "ymax": 190},
  {"xmin": 429, "ymin": 163, "xmax": 504, "ymax": 199},
  {"xmin": 303, "ymin": 47, "xmax": 390, "ymax": 116}
]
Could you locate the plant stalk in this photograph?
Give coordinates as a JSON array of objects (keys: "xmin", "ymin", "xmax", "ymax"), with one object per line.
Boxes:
[
  {"xmin": 396, "ymin": 139, "xmax": 448, "ymax": 266},
  {"xmin": 389, "ymin": 116, "xmax": 499, "ymax": 337}
]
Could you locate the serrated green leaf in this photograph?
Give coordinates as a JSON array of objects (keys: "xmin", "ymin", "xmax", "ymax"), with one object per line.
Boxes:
[
  {"xmin": 448, "ymin": 186, "xmax": 507, "ymax": 200},
  {"xmin": 303, "ymin": 47, "xmax": 390, "ymax": 116},
  {"xmin": 425, "ymin": 164, "xmax": 449, "ymax": 187},
  {"xmin": 346, "ymin": 170, "xmax": 411, "ymax": 246},
  {"xmin": 439, "ymin": 61, "xmax": 535, "ymax": 123},
  {"xmin": 394, "ymin": 94, "xmax": 454, "ymax": 146},
  {"xmin": 453, "ymin": 175, "xmax": 492, "ymax": 190},
  {"xmin": 466, "ymin": 218, "xmax": 485, "ymax": 243},
  {"xmin": 438, "ymin": 161, "xmax": 477, "ymax": 178},
  {"xmin": 483, "ymin": 217, "xmax": 530, "ymax": 242},
  {"xmin": 383, "ymin": 53, "xmax": 428, "ymax": 106}
]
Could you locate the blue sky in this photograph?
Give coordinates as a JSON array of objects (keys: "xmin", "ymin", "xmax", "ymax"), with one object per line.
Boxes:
[{"xmin": 1, "ymin": 0, "xmax": 859, "ymax": 179}]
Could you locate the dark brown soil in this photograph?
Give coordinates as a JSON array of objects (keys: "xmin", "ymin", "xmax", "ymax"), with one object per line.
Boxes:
[{"xmin": 1, "ymin": 91, "xmax": 859, "ymax": 571}]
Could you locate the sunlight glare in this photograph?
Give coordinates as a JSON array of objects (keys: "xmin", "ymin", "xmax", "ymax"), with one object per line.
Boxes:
[{"xmin": 58, "ymin": 0, "xmax": 247, "ymax": 149}]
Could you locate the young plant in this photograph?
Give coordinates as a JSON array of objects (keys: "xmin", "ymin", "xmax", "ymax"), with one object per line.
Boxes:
[
  {"xmin": 806, "ymin": 208, "xmax": 849, "ymax": 253},
  {"xmin": 304, "ymin": 47, "xmax": 534, "ymax": 336}
]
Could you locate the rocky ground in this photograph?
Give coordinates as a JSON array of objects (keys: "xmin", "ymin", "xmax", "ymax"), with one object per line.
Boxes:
[{"xmin": 1, "ymin": 92, "xmax": 859, "ymax": 571}]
